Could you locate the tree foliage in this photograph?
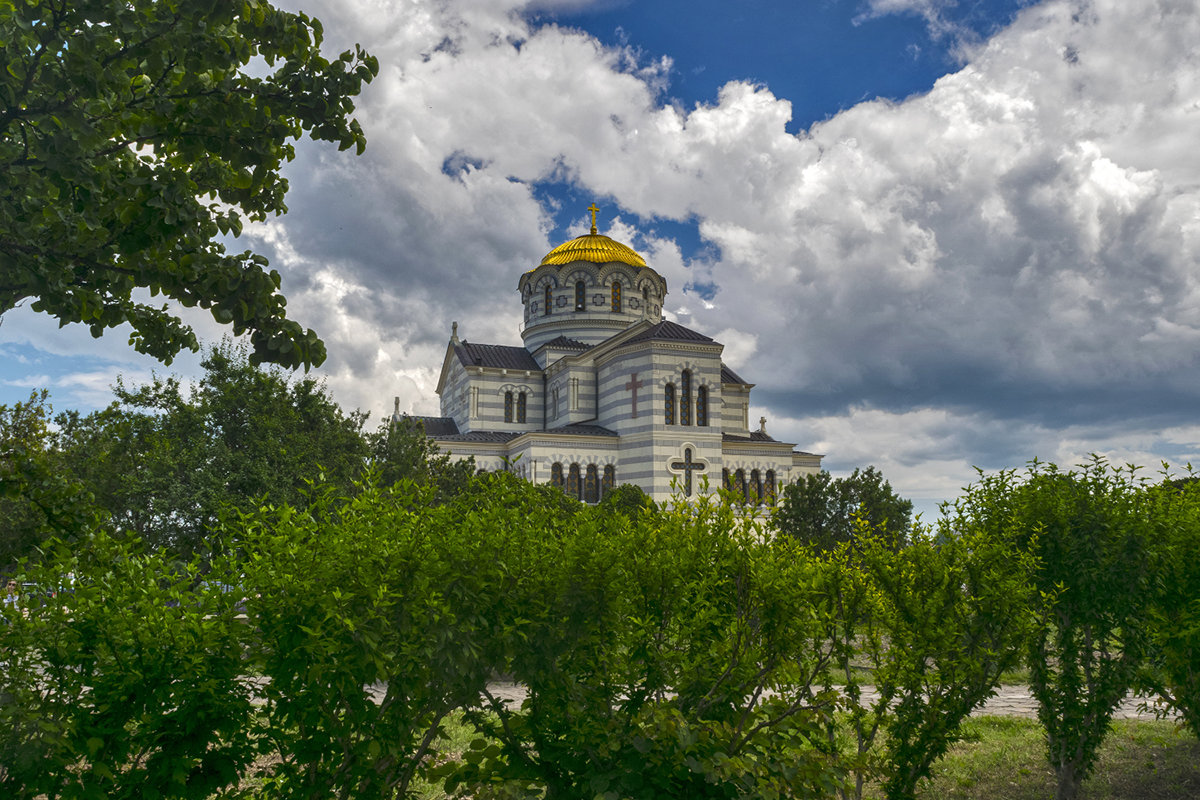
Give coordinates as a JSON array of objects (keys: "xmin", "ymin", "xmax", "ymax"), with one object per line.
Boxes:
[
  {"xmin": 950, "ymin": 458, "xmax": 1153, "ymax": 800},
  {"xmin": 0, "ymin": 533, "xmax": 255, "ymax": 799},
  {"xmin": 0, "ymin": 0, "xmax": 377, "ymax": 367},
  {"xmin": 449, "ymin": 490, "xmax": 844, "ymax": 800},
  {"xmin": 55, "ymin": 340, "xmax": 369, "ymax": 556},
  {"xmin": 366, "ymin": 415, "xmax": 475, "ymax": 503},
  {"xmin": 807, "ymin": 520, "xmax": 1034, "ymax": 800},
  {"xmin": 772, "ymin": 466, "xmax": 913, "ymax": 551},
  {"xmin": 1141, "ymin": 474, "xmax": 1200, "ymax": 740},
  {"xmin": 0, "ymin": 391, "xmax": 98, "ymax": 569}
]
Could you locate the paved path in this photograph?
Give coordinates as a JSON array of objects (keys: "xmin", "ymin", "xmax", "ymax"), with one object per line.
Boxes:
[{"xmin": 479, "ymin": 682, "xmax": 1178, "ymax": 721}]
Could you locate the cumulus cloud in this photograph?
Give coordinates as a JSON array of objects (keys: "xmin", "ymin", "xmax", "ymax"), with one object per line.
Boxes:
[
  {"xmin": 254, "ymin": 0, "xmax": 1200, "ymax": 494},
  {"xmin": 7, "ymin": 0, "xmax": 1198, "ymax": 507}
]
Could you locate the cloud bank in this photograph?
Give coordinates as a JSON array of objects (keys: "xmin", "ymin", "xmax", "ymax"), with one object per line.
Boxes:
[{"xmin": 7, "ymin": 0, "xmax": 1198, "ymax": 510}]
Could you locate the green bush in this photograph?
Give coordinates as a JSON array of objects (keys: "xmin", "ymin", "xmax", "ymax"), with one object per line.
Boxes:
[
  {"xmin": 950, "ymin": 458, "xmax": 1153, "ymax": 800},
  {"xmin": 448, "ymin": 493, "xmax": 845, "ymax": 799},
  {"xmin": 0, "ymin": 532, "xmax": 255, "ymax": 799},
  {"xmin": 806, "ymin": 518, "xmax": 1034, "ymax": 800},
  {"xmin": 1142, "ymin": 476, "xmax": 1200, "ymax": 740}
]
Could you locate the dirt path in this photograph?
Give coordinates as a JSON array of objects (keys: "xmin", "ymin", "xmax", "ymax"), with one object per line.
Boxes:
[{"xmin": 477, "ymin": 682, "xmax": 1178, "ymax": 721}]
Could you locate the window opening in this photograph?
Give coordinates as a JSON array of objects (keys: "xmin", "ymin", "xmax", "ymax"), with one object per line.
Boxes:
[
  {"xmin": 585, "ymin": 464, "xmax": 599, "ymax": 503},
  {"xmin": 567, "ymin": 463, "xmax": 581, "ymax": 499},
  {"xmin": 680, "ymin": 370, "xmax": 692, "ymax": 426}
]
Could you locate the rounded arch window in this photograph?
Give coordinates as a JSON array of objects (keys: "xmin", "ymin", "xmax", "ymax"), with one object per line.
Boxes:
[
  {"xmin": 612, "ymin": 281, "xmax": 622, "ymax": 312},
  {"xmin": 544, "ymin": 284, "xmax": 552, "ymax": 316},
  {"xmin": 575, "ymin": 280, "xmax": 586, "ymax": 311}
]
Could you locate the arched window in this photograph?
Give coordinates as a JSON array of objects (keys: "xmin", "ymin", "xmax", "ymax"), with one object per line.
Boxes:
[
  {"xmin": 696, "ymin": 385, "xmax": 708, "ymax": 427},
  {"xmin": 750, "ymin": 469, "xmax": 762, "ymax": 504},
  {"xmin": 504, "ymin": 391, "xmax": 513, "ymax": 423},
  {"xmin": 765, "ymin": 470, "xmax": 777, "ymax": 506},
  {"xmin": 544, "ymin": 284, "xmax": 552, "ymax": 316},
  {"xmin": 664, "ymin": 383, "xmax": 676, "ymax": 425},
  {"xmin": 611, "ymin": 281, "xmax": 622, "ymax": 312},
  {"xmin": 551, "ymin": 387, "xmax": 559, "ymax": 420},
  {"xmin": 723, "ymin": 468, "xmax": 732, "ymax": 492},
  {"xmin": 680, "ymin": 370, "xmax": 692, "ymax": 426},
  {"xmin": 516, "ymin": 392, "xmax": 527, "ymax": 423},
  {"xmin": 575, "ymin": 280, "xmax": 586, "ymax": 311},
  {"xmin": 567, "ymin": 463, "xmax": 582, "ymax": 499},
  {"xmin": 585, "ymin": 464, "xmax": 599, "ymax": 503},
  {"xmin": 551, "ymin": 462, "xmax": 564, "ymax": 488},
  {"xmin": 602, "ymin": 465, "xmax": 615, "ymax": 498},
  {"xmin": 735, "ymin": 469, "xmax": 747, "ymax": 504}
]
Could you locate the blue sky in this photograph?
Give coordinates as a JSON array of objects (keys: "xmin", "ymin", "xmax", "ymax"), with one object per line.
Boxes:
[{"xmin": 4, "ymin": 0, "xmax": 1199, "ymax": 516}]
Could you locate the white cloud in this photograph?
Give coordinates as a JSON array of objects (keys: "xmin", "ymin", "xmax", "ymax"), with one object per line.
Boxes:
[
  {"xmin": 8, "ymin": 0, "xmax": 1200, "ymax": 509},
  {"xmin": 260, "ymin": 0, "xmax": 1200, "ymax": 489}
]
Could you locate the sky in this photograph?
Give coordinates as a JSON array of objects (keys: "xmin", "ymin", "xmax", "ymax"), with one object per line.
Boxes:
[{"xmin": 3, "ymin": 0, "xmax": 1200, "ymax": 519}]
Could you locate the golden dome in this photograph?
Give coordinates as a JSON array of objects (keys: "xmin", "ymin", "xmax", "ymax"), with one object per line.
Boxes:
[{"xmin": 539, "ymin": 232, "xmax": 647, "ymax": 268}]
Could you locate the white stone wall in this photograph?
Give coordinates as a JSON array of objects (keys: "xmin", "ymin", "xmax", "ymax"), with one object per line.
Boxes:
[
  {"xmin": 520, "ymin": 261, "xmax": 668, "ymax": 350},
  {"xmin": 721, "ymin": 385, "xmax": 752, "ymax": 436}
]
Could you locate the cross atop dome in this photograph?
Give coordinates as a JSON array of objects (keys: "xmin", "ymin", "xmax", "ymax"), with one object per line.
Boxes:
[{"xmin": 588, "ymin": 203, "xmax": 600, "ymax": 235}]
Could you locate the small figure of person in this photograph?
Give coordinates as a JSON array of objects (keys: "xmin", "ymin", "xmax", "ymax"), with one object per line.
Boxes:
[{"xmin": 3, "ymin": 580, "xmax": 18, "ymax": 610}]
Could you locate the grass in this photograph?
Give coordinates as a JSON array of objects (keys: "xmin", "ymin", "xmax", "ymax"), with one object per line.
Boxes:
[
  {"xmin": 410, "ymin": 715, "xmax": 1199, "ymax": 800},
  {"xmin": 918, "ymin": 716, "xmax": 1200, "ymax": 800}
]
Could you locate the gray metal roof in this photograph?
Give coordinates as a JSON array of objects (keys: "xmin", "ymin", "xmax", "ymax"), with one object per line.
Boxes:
[
  {"xmin": 541, "ymin": 335, "xmax": 591, "ymax": 350},
  {"xmin": 408, "ymin": 415, "xmax": 460, "ymax": 436},
  {"xmin": 431, "ymin": 430, "xmax": 522, "ymax": 443},
  {"xmin": 722, "ymin": 431, "xmax": 779, "ymax": 443},
  {"xmin": 454, "ymin": 341, "xmax": 541, "ymax": 371},
  {"xmin": 624, "ymin": 320, "xmax": 716, "ymax": 345},
  {"xmin": 546, "ymin": 424, "xmax": 619, "ymax": 437},
  {"xmin": 721, "ymin": 363, "xmax": 749, "ymax": 385}
]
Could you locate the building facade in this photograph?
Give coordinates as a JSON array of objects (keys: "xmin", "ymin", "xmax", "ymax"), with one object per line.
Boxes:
[{"xmin": 410, "ymin": 207, "xmax": 822, "ymax": 504}]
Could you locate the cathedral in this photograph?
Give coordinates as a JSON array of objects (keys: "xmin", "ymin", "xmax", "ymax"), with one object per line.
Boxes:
[{"xmin": 410, "ymin": 206, "xmax": 822, "ymax": 504}]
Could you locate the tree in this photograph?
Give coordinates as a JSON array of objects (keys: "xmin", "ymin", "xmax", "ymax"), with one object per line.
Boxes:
[
  {"xmin": 596, "ymin": 481, "xmax": 658, "ymax": 519},
  {"xmin": 57, "ymin": 341, "xmax": 370, "ymax": 555},
  {"xmin": 950, "ymin": 458, "xmax": 1153, "ymax": 800},
  {"xmin": 366, "ymin": 415, "xmax": 475, "ymax": 504},
  {"xmin": 0, "ymin": 0, "xmax": 378, "ymax": 367},
  {"xmin": 0, "ymin": 392, "xmax": 99, "ymax": 569},
  {"xmin": 1141, "ymin": 475, "xmax": 1200, "ymax": 740},
  {"xmin": 772, "ymin": 466, "xmax": 913, "ymax": 550}
]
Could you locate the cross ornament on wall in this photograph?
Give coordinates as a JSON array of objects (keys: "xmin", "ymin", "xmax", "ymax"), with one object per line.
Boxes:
[
  {"xmin": 625, "ymin": 371, "xmax": 645, "ymax": 418},
  {"xmin": 670, "ymin": 447, "xmax": 705, "ymax": 497}
]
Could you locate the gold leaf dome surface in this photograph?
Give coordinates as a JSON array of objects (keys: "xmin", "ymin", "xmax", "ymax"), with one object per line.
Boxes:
[{"xmin": 539, "ymin": 233, "xmax": 647, "ymax": 268}]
